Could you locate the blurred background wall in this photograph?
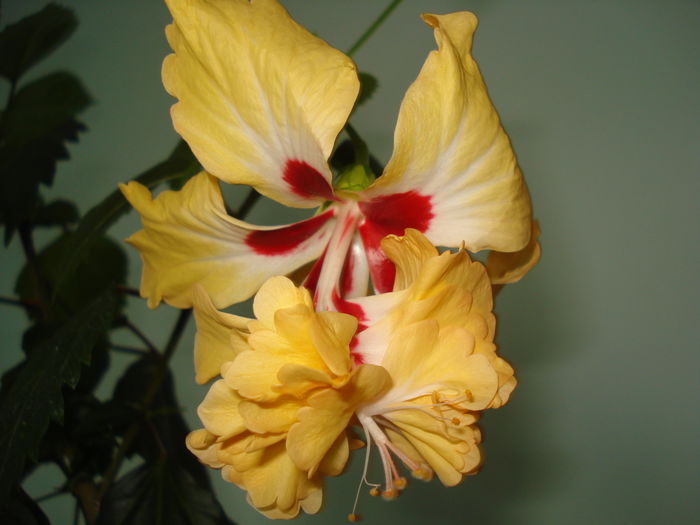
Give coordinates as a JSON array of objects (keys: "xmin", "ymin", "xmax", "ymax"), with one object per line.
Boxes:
[{"xmin": 1, "ymin": 1, "xmax": 698, "ymax": 523}]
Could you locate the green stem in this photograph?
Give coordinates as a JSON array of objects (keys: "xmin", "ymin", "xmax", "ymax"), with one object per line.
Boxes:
[
  {"xmin": 116, "ymin": 284, "xmax": 141, "ymax": 298},
  {"xmin": 98, "ymin": 309, "xmax": 191, "ymax": 500},
  {"xmin": 35, "ymin": 487, "xmax": 68, "ymax": 503},
  {"xmin": 346, "ymin": 0, "xmax": 404, "ymax": 57},
  {"xmin": 234, "ymin": 188, "xmax": 261, "ymax": 220},
  {"xmin": 0, "ymin": 295, "xmax": 38, "ymax": 309},
  {"xmin": 120, "ymin": 317, "xmax": 159, "ymax": 356},
  {"xmin": 345, "ymin": 123, "xmax": 370, "ymax": 169},
  {"xmin": 161, "ymin": 308, "xmax": 191, "ymax": 362},
  {"xmin": 110, "ymin": 344, "xmax": 148, "ymax": 355}
]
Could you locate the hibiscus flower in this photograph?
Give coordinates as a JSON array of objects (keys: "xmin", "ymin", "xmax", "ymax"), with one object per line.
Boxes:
[
  {"xmin": 188, "ymin": 229, "xmax": 514, "ymax": 519},
  {"xmin": 121, "ymin": 0, "xmax": 538, "ymax": 315}
]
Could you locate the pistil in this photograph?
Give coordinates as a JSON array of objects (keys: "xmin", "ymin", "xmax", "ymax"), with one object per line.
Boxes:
[{"xmin": 314, "ymin": 201, "xmax": 362, "ymax": 311}]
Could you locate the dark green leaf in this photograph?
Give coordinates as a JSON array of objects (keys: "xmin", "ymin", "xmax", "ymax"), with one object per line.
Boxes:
[
  {"xmin": 112, "ymin": 355, "xmax": 206, "ymax": 484},
  {"xmin": 356, "ymin": 72, "xmax": 378, "ymax": 107},
  {"xmin": 16, "ymin": 233, "xmax": 127, "ymax": 321},
  {"xmin": 0, "ymin": 289, "xmax": 120, "ymax": 507},
  {"xmin": 97, "ymin": 461, "xmax": 233, "ymax": 525},
  {"xmin": 0, "ymin": 72, "xmax": 90, "ymax": 242},
  {"xmin": 33, "ymin": 199, "xmax": 79, "ymax": 227},
  {"xmin": 99, "ymin": 354, "xmax": 233, "ymax": 524},
  {"xmin": 2, "ymin": 72, "xmax": 91, "ymax": 149},
  {"xmin": 0, "ymin": 486, "xmax": 51, "ymax": 524},
  {"xmin": 0, "ymin": 4, "xmax": 77, "ymax": 82},
  {"xmin": 38, "ymin": 391, "xmax": 116, "ymax": 479},
  {"xmin": 54, "ymin": 140, "xmax": 199, "ymax": 290}
]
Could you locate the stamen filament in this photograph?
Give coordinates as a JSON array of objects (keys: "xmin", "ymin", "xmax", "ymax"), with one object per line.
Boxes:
[{"xmin": 349, "ymin": 426, "xmax": 381, "ymax": 521}]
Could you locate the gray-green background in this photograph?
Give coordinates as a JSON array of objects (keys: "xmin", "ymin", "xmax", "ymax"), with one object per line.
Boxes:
[{"xmin": 2, "ymin": 0, "xmax": 698, "ymax": 523}]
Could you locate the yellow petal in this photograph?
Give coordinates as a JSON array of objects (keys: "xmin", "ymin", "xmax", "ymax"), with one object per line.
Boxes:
[
  {"xmin": 275, "ymin": 363, "xmax": 345, "ymax": 396},
  {"xmin": 197, "ymin": 380, "xmax": 247, "ymax": 440},
  {"xmin": 363, "ymin": 12, "xmax": 532, "ymax": 252},
  {"xmin": 354, "ymin": 231, "xmax": 504, "ymax": 376},
  {"xmin": 220, "ymin": 439, "xmax": 323, "ymax": 518},
  {"xmin": 359, "ymin": 230, "xmax": 494, "ymax": 335},
  {"xmin": 487, "ymin": 220, "xmax": 542, "ymax": 288},
  {"xmin": 163, "ymin": 0, "xmax": 358, "ymax": 207},
  {"xmin": 287, "ymin": 364, "xmax": 391, "ymax": 475},
  {"xmin": 380, "ymin": 228, "xmax": 438, "ymax": 291},
  {"xmin": 488, "ymin": 357, "xmax": 518, "ymax": 408},
  {"xmin": 225, "ymin": 323, "xmax": 333, "ymax": 401},
  {"xmin": 309, "ymin": 311, "xmax": 356, "ymax": 376},
  {"xmin": 272, "ymin": 304, "xmax": 315, "ymax": 347},
  {"xmin": 217, "ymin": 433, "xmax": 280, "ymax": 472},
  {"xmin": 238, "ymin": 397, "xmax": 301, "ymax": 434},
  {"xmin": 121, "ymin": 173, "xmax": 334, "ymax": 309},
  {"xmin": 252, "ymin": 276, "xmax": 314, "ymax": 331},
  {"xmin": 186, "ymin": 428, "xmax": 223, "ymax": 468},
  {"xmin": 387, "ymin": 409, "xmax": 482, "ymax": 485},
  {"xmin": 317, "ymin": 433, "xmax": 350, "ymax": 477},
  {"xmin": 192, "ymin": 285, "xmax": 250, "ymax": 384},
  {"xmin": 379, "ymin": 321, "xmax": 498, "ymax": 408}
]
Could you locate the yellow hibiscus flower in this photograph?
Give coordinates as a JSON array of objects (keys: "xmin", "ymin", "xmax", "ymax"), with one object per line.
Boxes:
[
  {"xmin": 120, "ymin": 0, "xmax": 538, "ymax": 313},
  {"xmin": 188, "ymin": 230, "xmax": 514, "ymax": 519}
]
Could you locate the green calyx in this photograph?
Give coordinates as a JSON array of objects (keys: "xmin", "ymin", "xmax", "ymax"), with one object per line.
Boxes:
[{"xmin": 334, "ymin": 164, "xmax": 375, "ymax": 193}]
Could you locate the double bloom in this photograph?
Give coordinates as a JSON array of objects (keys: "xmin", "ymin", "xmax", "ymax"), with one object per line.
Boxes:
[{"xmin": 122, "ymin": 0, "xmax": 540, "ymax": 519}]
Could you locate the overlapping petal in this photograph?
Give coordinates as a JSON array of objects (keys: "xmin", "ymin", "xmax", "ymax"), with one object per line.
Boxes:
[
  {"xmin": 384, "ymin": 409, "xmax": 483, "ymax": 486},
  {"xmin": 362, "ymin": 12, "xmax": 532, "ymax": 254},
  {"xmin": 224, "ymin": 279, "xmax": 356, "ymax": 402},
  {"xmin": 188, "ymin": 278, "xmax": 383, "ymax": 518},
  {"xmin": 350, "ymin": 231, "xmax": 510, "ymax": 494},
  {"xmin": 121, "ymin": 173, "xmax": 335, "ymax": 309},
  {"xmin": 163, "ymin": 0, "xmax": 359, "ymax": 207},
  {"xmin": 354, "ymin": 230, "xmax": 516, "ymax": 408},
  {"xmin": 188, "ymin": 430, "xmax": 323, "ymax": 519},
  {"xmin": 487, "ymin": 219, "xmax": 542, "ymax": 289},
  {"xmin": 286, "ymin": 363, "xmax": 390, "ymax": 475},
  {"xmin": 192, "ymin": 284, "xmax": 249, "ymax": 383}
]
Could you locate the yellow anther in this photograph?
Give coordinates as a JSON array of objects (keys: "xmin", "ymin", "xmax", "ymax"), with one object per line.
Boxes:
[
  {"xmin": 451, "ymin": 417, "xmax": 461, "ymax": 425},
  {"xmin": 348, "ymin": 513, "xmax": 361, "ymax": 522},
  {"xmin": 382, "ymin": 488, "xmax": 398, "ymax": 500},
  {"xmin": 412, "ymin": 468, "xmax": 433, "ymax": 481},
  {"xmin": 394, "ymin": 477, "xmax": 407, "ymax": 490},
  {"xmin": 369, "ymin": 487, "xmax": 380, "ymax": 497}
]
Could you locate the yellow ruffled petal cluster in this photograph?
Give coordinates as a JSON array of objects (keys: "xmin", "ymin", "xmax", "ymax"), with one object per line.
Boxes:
[
  {"xmin": 348, "ymin": 230, "xmax": 514, "ymax": 495},
  {"xmin": 383, "ymin": 229, "xmax": 517, "ymax": 406},
  {"xmin": 187, "ymin": 230, "xmax": 515, "ymax": 518},
  {"xmin": 187, "ymin": 277, "xmax": 390, "ymax": 519}
]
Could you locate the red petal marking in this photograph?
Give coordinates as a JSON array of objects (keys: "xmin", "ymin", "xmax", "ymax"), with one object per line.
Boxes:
[
  {"xmin": 359, "ymin": 191, "xmax": 433, "ymax": 233},
  {"xmin": 339, "ymin": 246, "xmax": 355, "ymax": 297},
  {"xmin": 357, "ymin": 223, "xmax": 396, "ymax": 294},
  {"xmin": 332, "ymin": 290, "xmax": 366, "ymax": 365},
  {"xmin": 245, "ymin": 210, "xmax": 334, "ymax": 256},
  {"xmin": 283, "ymin": 159, "xmax": 335, "ymax": 200},
  {"xmin": 303, "ymin": 247, "xmax": 327, "ymax": 296},
  {"xmin": 358, "ymin": 191, "xmax": 433, "ymax": 293}
]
